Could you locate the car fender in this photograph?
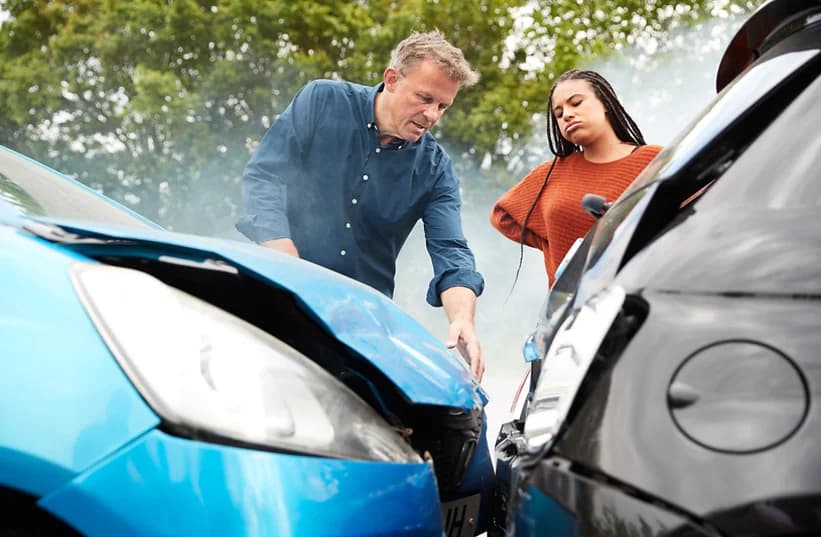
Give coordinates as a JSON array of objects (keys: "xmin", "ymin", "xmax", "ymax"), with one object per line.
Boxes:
[{"xmin": 0, "ymin": 228, "xmax": 160, "ymax": 497}]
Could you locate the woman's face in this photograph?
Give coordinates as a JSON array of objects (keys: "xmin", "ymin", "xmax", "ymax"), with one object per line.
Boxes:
[{"xmin": 551, "ymin": 78, "xmax": 611, "ymax": 147}]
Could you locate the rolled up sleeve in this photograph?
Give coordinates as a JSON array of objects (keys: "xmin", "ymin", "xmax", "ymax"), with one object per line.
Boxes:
[{"xmin": 423, "ymin": 162, "xmax": 484, "ymax": 307}]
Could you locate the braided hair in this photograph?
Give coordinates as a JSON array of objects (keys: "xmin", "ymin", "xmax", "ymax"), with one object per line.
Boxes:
[
  {"xmin": 508, "ymin": 70, "xmax": 646, "ymax": 295},
  {"xmin": 547, "ymin": 70, "xmax": 646, "ymax": 157}
]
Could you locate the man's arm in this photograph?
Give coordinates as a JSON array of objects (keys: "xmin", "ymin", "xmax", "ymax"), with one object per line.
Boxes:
[
  {"xmin": 261, "ymin": 238, "xmax": 300, "ymax": 257},
  {"xmin": 422, "ymin": 158, "xmax": 486, "ymax": 380},
  {"xmin": 441, "ymin": 286, "xmax": 484, "ymax": 381},
  {"xmin": 236, "ymin": 82, "xmax": 320, "ymax": 250}
]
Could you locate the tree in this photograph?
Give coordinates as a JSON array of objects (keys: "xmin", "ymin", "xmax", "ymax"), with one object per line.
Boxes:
[{"xmin": 0, "ymin": 0, "xmax": 759, "ymax": 234}]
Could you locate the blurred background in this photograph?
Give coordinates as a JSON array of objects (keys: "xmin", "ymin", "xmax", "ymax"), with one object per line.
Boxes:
[{"xmin": 0, "ymin": 0, "xmax": 762, "ymax": 450}]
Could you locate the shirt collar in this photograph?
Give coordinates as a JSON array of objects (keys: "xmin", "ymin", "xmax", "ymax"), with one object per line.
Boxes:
[
  {"xmin": 365, "ymin": 82, "xmax": 382, "ymax": 129},
  {"xmin": 366, "ymin": 82, "xmax": 418, "ymax": 150}
]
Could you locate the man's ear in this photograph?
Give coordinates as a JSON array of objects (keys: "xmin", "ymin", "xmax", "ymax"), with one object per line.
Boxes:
[{"xmin": 383, "ymin": 66, "xmax": 400, "ymax": 91}]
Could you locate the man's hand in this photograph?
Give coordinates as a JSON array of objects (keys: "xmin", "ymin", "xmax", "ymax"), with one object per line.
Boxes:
[
  {"xmin": 441, "ymin": 286, "xmax": 484, "ymax": 382},
  {"xmin": 260, "ymin": 238, "xmax": 300, "ymax": 257},
  {"xmin": 445, "ymin": 318, "xmax": 484, "ymax": 381}
]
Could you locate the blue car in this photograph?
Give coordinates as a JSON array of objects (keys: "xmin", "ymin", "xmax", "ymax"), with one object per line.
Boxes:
[{"xmin": 0, "ymin": 145, "xmax": 494, "ymax": 536}]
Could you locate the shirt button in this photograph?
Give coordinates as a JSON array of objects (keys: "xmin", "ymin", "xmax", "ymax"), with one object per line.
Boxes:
[
  {"xmin": 362, "ymin": 174, "xmax": 369, "ymax": 181},
  {"xmin": 345, "ymin": 222, "xmax": 351, "ymax": 229},
  {"xmin": 340, "ymin": 250, "xmax": 347, "ymax": 256},
  {"xmin": 351, "ymin": 198, "xmax": 358, "ymax": 205},
  {"xmin": 375, "ymin": 147, "xmax": 381, "ymax": 153}
]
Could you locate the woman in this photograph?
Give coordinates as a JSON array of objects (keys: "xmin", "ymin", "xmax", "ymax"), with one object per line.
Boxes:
[{"xmin": 490, "ymin": 69, "xmax": 662, "ymax": 287}]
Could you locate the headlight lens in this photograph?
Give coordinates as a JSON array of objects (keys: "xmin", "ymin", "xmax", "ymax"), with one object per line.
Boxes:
[
  {"xmin": 524, "ymin": 285, "xmax": 626, "ymax": 449},
  {"xmin": 70, "ymin": 263, "xmax": 420, "ymax": 463}
]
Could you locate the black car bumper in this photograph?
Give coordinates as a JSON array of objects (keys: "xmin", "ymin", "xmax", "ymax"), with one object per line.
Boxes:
[{"xmin": 494, "ymin": 445, "xmax": 716, "ymax": 537}]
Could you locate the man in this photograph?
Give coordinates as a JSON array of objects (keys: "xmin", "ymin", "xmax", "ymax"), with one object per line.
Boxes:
[{"xmin": 236, "ymin": 31, "xmax": 485, "ymax": 380}]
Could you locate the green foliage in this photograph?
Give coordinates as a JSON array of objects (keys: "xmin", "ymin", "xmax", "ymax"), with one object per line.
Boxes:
[{"xmin": 0, "ymin": 0, "xmax": 760, "ymax": 233}]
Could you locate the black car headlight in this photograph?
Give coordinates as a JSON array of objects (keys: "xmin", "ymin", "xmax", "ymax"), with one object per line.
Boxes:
[{"xmin": 524, "ymin": 285, "xmax": 626, "ymax": 450}]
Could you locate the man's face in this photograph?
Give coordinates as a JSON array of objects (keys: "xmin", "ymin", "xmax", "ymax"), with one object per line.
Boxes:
[{"xmin": 381, "ymin": 59, "xmax": 461, "ymax": 142}]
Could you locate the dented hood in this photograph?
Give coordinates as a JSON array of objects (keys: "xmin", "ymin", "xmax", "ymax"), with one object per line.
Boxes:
[{"xmin": 12, "ymin": 215, "xmax": 487, "ymax": 411}]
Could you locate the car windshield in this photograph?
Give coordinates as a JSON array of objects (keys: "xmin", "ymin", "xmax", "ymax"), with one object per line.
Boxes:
[
  {"xmin": 0, "ymin": 147, "xmax": 153, "ymax": 229},
  {"xmin": 620, "ymin": 47, "xmax": 819, "ymax": 201},
  {"xmin": 695, "ymin": 74, "xmax": 821, "ymax": 211}
]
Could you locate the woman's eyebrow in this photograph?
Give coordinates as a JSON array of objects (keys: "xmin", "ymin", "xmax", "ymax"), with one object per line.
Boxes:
[{"xmin": 553, "ymin": 93, "xmax": 583, "ymax": 113}]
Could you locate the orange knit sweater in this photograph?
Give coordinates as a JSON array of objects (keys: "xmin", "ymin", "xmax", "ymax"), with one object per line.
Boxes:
[{"xmin": 490, "ymin": 145, "xmax": 662, "ymax": 285}]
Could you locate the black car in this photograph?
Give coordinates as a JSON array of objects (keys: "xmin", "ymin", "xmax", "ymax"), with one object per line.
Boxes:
[{"xmin": 493, "ymin": 0, "xmax": 821, "ymax": 535}]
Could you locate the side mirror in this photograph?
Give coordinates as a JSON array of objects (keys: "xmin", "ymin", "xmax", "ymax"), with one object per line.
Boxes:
[{"xmin": 581, "ymin": 193, "xmax": 612, "ymax": 219}]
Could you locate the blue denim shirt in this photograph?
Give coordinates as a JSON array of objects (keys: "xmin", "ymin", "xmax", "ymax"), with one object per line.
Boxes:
[{"xmin": 236, "ymin": 80, "xmax": 484, "ymax": 306}]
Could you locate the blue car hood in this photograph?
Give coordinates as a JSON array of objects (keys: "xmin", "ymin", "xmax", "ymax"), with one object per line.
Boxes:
[{"xmin": 23, "ymin": 217, "xmax": 487, "ymax": 410}]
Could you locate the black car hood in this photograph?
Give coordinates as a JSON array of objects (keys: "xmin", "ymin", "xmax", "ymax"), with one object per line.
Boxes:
[{"xmin": 618, "ymin": 206, "xmax": 821, "ymax": 297}]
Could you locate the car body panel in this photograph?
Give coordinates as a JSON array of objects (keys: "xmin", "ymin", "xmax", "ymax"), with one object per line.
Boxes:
[
  {"xmin": 0, "ymin": 227, "xmax": 161, "ymax": 497},
  {"xmin": 557, "ymin": 291, "xmax": 821, "ymax": 518},
  {"xmin": 617, "ymin": 207, "xmax": 821, "ymax": 295},
  {"xmin": 512, "ymin": 462, "xmax": 711, "ymax": 537},
  {"xmin": 40, "ymin": 429, "xmax": 443, "ymax": 537}
]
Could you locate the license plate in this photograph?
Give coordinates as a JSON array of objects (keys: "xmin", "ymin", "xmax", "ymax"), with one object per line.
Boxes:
[{"xmin": 441, "ymin": 493, "xmax": 480, "ymax": 537}]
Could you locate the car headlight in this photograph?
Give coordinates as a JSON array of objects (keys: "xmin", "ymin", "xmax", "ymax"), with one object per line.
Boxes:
[
  {"xmin": 70, "ymin": 263, "xmax": 421, "ymax": 463},
  {"xmin": 524, "ymin": 285, "xmax": 626, "ymax": 450}
]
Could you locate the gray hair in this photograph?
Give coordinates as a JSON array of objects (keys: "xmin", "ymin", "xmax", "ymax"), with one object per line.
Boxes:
[{"xmin": 389, "ymin": 30, "xmax": 480, "ymax": 87}]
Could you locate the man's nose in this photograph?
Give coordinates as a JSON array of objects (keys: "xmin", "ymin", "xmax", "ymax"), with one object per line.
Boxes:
[{"xmin": 423, "ymin": 104, "xmax": 442, "ymax": 123}]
